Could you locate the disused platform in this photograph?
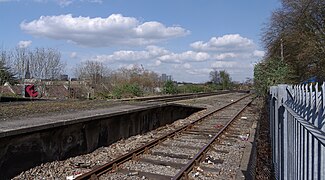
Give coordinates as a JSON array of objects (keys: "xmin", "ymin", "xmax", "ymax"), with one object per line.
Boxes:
[
  {"xmin": 0, "ymin": 101, "xmax": 202, "ymax": 179},
  {"xmin": 0, "ymin": 103, "xmax": 196, "ymax": 138}
]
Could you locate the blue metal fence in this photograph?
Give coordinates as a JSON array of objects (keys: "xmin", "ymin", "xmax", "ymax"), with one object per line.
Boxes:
[{"xmin": 269, "ymin": 83, "xmax": 325, "ymax": 180}]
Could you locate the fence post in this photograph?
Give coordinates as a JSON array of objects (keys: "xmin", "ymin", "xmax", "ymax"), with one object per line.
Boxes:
[
  {"xmin": 277, "ymin": 84, "xmax": 288, "ymax": 180},
  {"xmin": 270, "ymin": 86, "xmax": 279, "ymax": 178}
]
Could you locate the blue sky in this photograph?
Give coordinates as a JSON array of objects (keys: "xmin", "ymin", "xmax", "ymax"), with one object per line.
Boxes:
[{"xmin": 0, "ymin": 0, "xmax": 280, "ymax": 83}]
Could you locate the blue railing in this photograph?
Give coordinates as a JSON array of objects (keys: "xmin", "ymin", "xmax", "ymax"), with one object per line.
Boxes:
[{"xmin": 269, "ymin": 83, "xmax": 325, "ymax": 180}]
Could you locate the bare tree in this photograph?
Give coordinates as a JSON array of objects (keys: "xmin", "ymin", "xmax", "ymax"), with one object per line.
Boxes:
[
  {"xmin": 75, "ymin": 60, "xmax": 108, "ymax": 85},
  {"xmin": 209, "ymin": 69, "xmax": 221, "ymax": 84},
  {"xmin": 3, "ymin": 47, "xmax": 65, "ymax": 80}
]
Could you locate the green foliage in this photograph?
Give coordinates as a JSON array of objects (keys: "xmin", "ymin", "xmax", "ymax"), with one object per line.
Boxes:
[
  {"xmin": 177, "ymin": 84, "xmax": 219, "ymax": 93},
  {"xmin": 209, "ymin": 69, "xmax": 232, "ymax": 90},
  {"xmin": 254, "ymin": 58, "xmax": 290, "ymax": 96},
  {"xmin": 219, "ymin": 70, "xmax": 232, "ymax": 90},
  {"xmin": 112, "ymin": 84, "xmax": 143, "ymax": 99},
  {"xmin": 163, "ymin": 80, "xmax": 178, "ymax": 94}
]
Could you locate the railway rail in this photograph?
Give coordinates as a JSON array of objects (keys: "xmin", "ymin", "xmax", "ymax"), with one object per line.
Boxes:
[
  {"xmin": 75, "ymin": 93, "xmax": 254, "ymax": 180},
  {"xmin": 121, "ymin": 91, "xmax": 245, "ymax": 103}
]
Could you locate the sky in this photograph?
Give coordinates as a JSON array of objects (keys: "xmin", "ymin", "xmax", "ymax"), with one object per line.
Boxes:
[{"xmin": 0, "ymin": 0, "xmax": 281, "ymax": 83}]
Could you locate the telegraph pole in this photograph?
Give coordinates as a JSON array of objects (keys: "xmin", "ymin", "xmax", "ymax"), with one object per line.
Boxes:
[{"xmin": 281, "ymin": 38, "xmax": 284, "ymax": 61}]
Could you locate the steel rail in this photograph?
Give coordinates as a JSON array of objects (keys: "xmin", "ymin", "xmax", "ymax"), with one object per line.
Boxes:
[
  {"xmin": 121, "ymin": 91, "xmax": 231, "ymax": 102},
  {"xmin": 172, "ymin": 97, "xmax": 254, "ymax": 179},
  {"xmin": 76, "ymin": 93, "xmax": 252, "ymax": 180}
]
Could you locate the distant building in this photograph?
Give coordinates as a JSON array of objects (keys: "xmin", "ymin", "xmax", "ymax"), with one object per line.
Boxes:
[
  {"xmin": 25, "ymin": 60, "xmax": 31, "ymax": 79},
  {"xmin": 160, "ymin": 74, "xmax": 172, "ymax": 82},
  {"xmin": 60, "ymin": 74, "xmax": 69, "ymax": 81},
  {"xmin": 167, "ymin": 75, "xmax": 172, "ymax": 81},
  {"xmin": 161, "ymin": 74, "xmax": 167, "ymax": 81}
]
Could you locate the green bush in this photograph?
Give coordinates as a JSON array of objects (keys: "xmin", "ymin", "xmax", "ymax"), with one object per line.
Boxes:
[
  {"xmin": 112, "ymin": 84, "xmax": 143, "ymax": 99},
  {"xmin": 163, "ymin": 80, "xmax": 178, "ymax": 94},
  {"xmin": 254, "ymin": 58, "xmax": 291, "ymax": 97}
]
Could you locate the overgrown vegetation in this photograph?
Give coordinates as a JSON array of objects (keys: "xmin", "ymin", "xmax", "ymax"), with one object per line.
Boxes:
[
  {"xmin": 163, "ymin": 80, "xmax": 178, "ymax": 94},
  {"xmin": 209, "ymin": 69, "xmax": 233, "ymax": 90},
  {"xmin": 111, "ymin": 84, "xmax": 143, "ymax": 99},
  {"xmin": 254, "ymin": 0, "xmax": 325, "ymax": 95},
  {"xmin": 254, "ymin": 57, "xmax": 290, "ymax": 96}
]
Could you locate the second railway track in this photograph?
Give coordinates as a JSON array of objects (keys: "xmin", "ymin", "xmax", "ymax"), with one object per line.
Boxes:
[{"xmin": 76, "ymin": 94, "xmax": 254, "ymax": 180}]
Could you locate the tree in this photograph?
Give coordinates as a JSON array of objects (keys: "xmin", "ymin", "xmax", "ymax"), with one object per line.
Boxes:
[
  {"xmin": 109, "ymin": 65, "xmax": 160, "ymax": 94},
  {"xmin": 2, "ymin": 47, "xmax": 65, "ymax": 79},
  {"xmin": 74, "ymin": 60, "xmax": 108, "ymax": 85},
  {"xmin": 163, "ymin": 80, "xmax": 178, "ymax": 94},
  {"xmin": 262, "ymin": 0, "xmax": 325, "ymax": 83},
  {"xmin": 0, "ymin": 58, "xmax": 17, "ymax": 85},
  {"xmin": 219, "ymin": 70, "xmax": 232, "ymax": 90},
  {"xmin": 209, "ymin": 69, "xmax": 221, "ymax": 84},
  {"xmin": 209, "ymin": 69, "xmax": 232, "ymax": 90},
  {"xmin": 254, "ymin": 57, "xmax": 290, "ymax": 96}
]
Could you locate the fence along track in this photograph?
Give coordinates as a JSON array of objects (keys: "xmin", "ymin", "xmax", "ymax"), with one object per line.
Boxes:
[
  {"xmin": 76, "ymin": 94, "xmax": 253, "ymax": 180},
  {"xmin": 270, "ymin": 83, "xmax": 325, "ymax": 180}
]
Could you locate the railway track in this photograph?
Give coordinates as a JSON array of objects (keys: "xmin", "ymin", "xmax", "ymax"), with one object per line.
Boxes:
[
  {"xmin": 75, "ymin": 94, "xmax": 254, "ymax": 180},
  {"xmin": 121, "ymin": 91, "xmax": 236, "ymax": 103}
]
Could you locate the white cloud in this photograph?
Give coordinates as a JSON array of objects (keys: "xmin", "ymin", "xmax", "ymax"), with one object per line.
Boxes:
[
  {"xmin": 70, "ymin": 52, "xmax": 77, "ymax": 58},
  {"xmin": 17, "ymin": 40, "xmax": 32, "ymax": 48},
  {"xmin": 253, "ymin": 50, "xmax": 265, "ymax": 58},
  {"xmin": 211, "ymin": 61, "xmax": 237, "ymax": 68},
  {"xmin": 90, "ymin": 46, "xmax": 170, "ymax": 63},
  {"xmin": 76, "ymin": 34, "xmax": 263, "ymax": 82},
  {"xmin": 0, "ymin": 0, "xmax": 104, "ymax": 6},
  {"xmin": 20, "ymin": 14, "xmax": 189, "ymax": 47},
  {"xmin": 213, "ymin": 53, "xmax": 237, "ymax": 60},
  {"xmin": 190, "ymin": 34, "xmax": 255, "ymax": 52},
  {"xmin": 183, "ymin": 63, "xmax": 191, "ymax": 69},
  {"xmin": 56, "ymin": 0, "xmax": 73, "ymax": 7},
  {"xmin": 158, "ymin": 51, "xmax": 210, "ymax": 63},
  {"xmin": 154, "ymin": 60, "xmax": 161, "ymax": 66},
  {"xmin": 173, "ymin": 63, "xmax": 192, "ymax": 70},
  {"xmin": 186, "ymin": 68, "xmax": 212, "ymax": 75}
]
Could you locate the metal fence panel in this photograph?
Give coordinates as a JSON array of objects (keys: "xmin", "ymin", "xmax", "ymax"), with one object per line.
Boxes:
[{"xmin": 269, "ymin": 83, "xmax": 325, "ymax": 180}]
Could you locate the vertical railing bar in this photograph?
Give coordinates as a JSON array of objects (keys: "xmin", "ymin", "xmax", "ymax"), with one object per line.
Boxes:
[
  {"xmin": 315, "ymin": 83, "xmax": 319, "ymax": 127},
  {"xmin": 300, "ymin": 124, "xmax": 303, "ymax": 180},
  {"xmin": 319, "ymin": 82, "xmax": 325, "ymax": 131},
  {"xmin": 321, "ymin": 144, "xmax": 325, "ymax": 179},
  {"xmin": 317, "ymin": 142, "xmax": 321, "ymax": 180},
  {"xmin": 308, "ymin": 132, "xmax": 313, "ymax": 180},
  {"xmin": 303, "ymin": 127, "xmax": 308, "ymax": 179},
  {"xmin": 313, "ymin": 138, "xmax": 317, "ymax": 180},
  {"xmin": 309, "ymin": 83, "xmax": 313, "ymax": 124},
  {"xmin": 292, "ymin": 117, "xmax": 297, "ymax": 176},
  {"xmin": 298, "ymin": 122, "xmax": 301, "ymax": 180},
  {"xmin": 303, "ymin": 84, "xmax": 310, "ymax": 121}
]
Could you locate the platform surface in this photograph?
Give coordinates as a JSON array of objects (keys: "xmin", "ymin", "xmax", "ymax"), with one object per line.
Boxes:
[{"xmin": 0, "ymin": 102, "xmax": 171, "ymax": 138}]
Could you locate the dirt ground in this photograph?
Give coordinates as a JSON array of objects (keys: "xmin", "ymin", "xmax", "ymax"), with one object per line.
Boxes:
[{"xmin": 255, "ymin": 98, "xmax": 273, "ymax": 179}]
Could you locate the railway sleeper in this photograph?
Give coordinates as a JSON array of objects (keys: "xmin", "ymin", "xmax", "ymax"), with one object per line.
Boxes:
[
  {"xmin": 150, "ymin": 151, "xmax": 193, "ymax": 160},
  {"xmin": 138, "ymin": 158, "xmax": 187, "ymax": 169},
  {"xmin": 117, "ymin": 169, "xmax": 173, "ymax": 180},
  {"xmin": 159, "ymin": 142, "xmax": 203, "ymax": 150}
]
